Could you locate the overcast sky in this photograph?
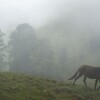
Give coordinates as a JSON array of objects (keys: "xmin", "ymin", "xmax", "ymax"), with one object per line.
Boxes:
[
  {"xmin": 0, "ymin": 0, "xmax": 100, "ymax": 33},
  {"xmin": 0, "ymin": 0, "xmax": 71, "ymax": 32}
]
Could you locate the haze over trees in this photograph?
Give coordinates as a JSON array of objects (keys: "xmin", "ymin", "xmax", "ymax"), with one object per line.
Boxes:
[
  {"xmin": 9, "ymin": 23, "xmax": 37, "ymax": 73},
  {"xmin": 0, "ymin": 30, "xmax": 6, "ymax": 71},
  {"xmin": 0, "ymin": 21, "xmax": 99, "ymax": 81},
  {"xmin": 8, "ymin": 23, "xmax": 58, "ymax": 79}
]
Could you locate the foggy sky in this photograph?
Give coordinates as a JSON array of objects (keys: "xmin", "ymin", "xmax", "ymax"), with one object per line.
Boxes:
[
  {"xmin": 0, "ymin": 0, "xmax": 100, "ymax": 33},
  {"xmin": 0, "ymin": 0, "xmax": 70, "ymax": 32}
]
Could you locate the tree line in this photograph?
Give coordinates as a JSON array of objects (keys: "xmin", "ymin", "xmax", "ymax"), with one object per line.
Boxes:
[{"xmin": 0, "ymin": 23, "xmax": 68, "ymax": 80}]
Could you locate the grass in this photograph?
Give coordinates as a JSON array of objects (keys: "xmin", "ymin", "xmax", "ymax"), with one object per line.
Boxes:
[{"xmin": 0, "ymin": 72, "xmax": 99, "ymax": 100}]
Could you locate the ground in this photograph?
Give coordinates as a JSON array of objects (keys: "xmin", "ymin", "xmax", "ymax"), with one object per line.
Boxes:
[{"xmin": 0, "ymin": 72, "xmax": 99, "ymax": 100}]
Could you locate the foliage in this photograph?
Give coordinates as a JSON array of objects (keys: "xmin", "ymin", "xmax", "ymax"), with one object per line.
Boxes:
[
  {"xmin": 0, "ymin": 29, "xmax": 6, "ymax": 71},
  {"xmin": 9, "ymin": 23, "xmax": 55, "ymax": 78},
  {"xmin": 9, "ymin": 23, "xmax": 37, "ymax": 73}
]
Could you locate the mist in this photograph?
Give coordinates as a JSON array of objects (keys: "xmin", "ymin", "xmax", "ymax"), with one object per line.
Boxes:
[{"xmin": 0, "ymin": 0, "xmax": 100, "ymax": 80}]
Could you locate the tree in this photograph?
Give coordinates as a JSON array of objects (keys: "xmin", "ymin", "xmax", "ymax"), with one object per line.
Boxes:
[
  {"xmin": 0, "ymin": 30, "xmax": 6, "ymax": 71},
  {"xmin": 9, "ymin": 23, "xmax": 54, "ymax": 78},
  {"xmin": 30, "ymin": 39, "xmax": 54, "ymax": 78},
  {"xmin": 9, "ymin": 23, "xmax": 37, "ymax": 73}
]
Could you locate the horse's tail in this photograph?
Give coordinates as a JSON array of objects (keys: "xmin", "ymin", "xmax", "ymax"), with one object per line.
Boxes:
[{"xmin": 68, "ymin": 70, "xmax": 78, "ymax": 80}]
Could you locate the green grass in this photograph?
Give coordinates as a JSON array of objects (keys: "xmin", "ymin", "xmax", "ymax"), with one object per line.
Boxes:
[{"xmin": 0, "ymin": 72, "xmax": 99, "ymax": 100}]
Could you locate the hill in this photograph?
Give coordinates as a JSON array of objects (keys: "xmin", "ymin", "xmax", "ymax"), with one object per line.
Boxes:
[{"xmin": 0, "ymin": 72, "xmax": 99, "ymax": 100}]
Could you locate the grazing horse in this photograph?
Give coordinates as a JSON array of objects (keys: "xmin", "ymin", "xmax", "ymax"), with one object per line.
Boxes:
[{"xmin": 68, "ymin": 65, "xmax": 100, "ymax": 90}]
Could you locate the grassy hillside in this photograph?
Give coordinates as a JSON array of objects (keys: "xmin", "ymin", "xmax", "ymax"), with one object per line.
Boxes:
[{"xmin": 0, "ymin": 72, "xmax": 99, "ymax": 100}]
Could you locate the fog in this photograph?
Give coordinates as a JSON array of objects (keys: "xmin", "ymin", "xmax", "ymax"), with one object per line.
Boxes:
[
  {"xmin": 0, "ymin": 0, "xmax": 100, "ymax": 80},
  {"xmin": 0, "ymin": 0, "xmax": 70, "ymax": 31},
  {"xmin": 0, "ymin": 0, "xmax": 93, "ymax": 31}
]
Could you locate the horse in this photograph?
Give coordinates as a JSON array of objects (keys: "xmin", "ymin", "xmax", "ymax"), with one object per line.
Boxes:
[{"xmin": 68, "ymin": 65, "xmax": 100, "ymax": 90}]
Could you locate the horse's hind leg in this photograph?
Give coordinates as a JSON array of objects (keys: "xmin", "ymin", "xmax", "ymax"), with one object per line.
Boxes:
[
  {"xmin": 73, "ymin": 72, "xmax": 83, "ymax": 85},
  {"xmin": 83, "ymin": 75, "xmax": 87, "ymax": 88},
  {"xmin": 94, "ymin": 79, "xmax": 98, "ymax": 90},
  {"xmin": 96, "ymin": 80, "xmax": 100, "ymax": 90}
]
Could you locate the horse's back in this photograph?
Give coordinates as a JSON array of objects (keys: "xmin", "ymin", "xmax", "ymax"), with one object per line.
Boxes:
[
  {"xmin": 78, "ymin": 65, "xmax": 91, "ymax": 72},
  {"xmin": 82, "ymin": 65, "xmax": 100, "ymax": 79}
]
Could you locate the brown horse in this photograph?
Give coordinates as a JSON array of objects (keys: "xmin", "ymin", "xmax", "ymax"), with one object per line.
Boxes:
[{"xmin": 68, "ymin": 65, "xmax": 100, "ymax": 90}]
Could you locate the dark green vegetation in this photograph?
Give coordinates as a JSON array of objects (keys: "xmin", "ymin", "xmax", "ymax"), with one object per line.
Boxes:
[{"xmin": 0, "ymin": 72, "xmax": 99, "ymax": 100}]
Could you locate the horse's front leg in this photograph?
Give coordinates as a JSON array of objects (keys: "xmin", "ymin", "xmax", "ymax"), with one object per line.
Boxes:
[
  {"xmin": 83, "ymin": 75, "xmax": 87, "ymax": 88},
  {"xmin": 96, "ymin": 80, "xmax": 100, "ymax": 90},
  {"xmin": 97, "ymin": 86, "xmax": 100, "ymax": 90},
  {"xmin": 94, "ymin": 79, "xmax": 98, "ymax": 90}
]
